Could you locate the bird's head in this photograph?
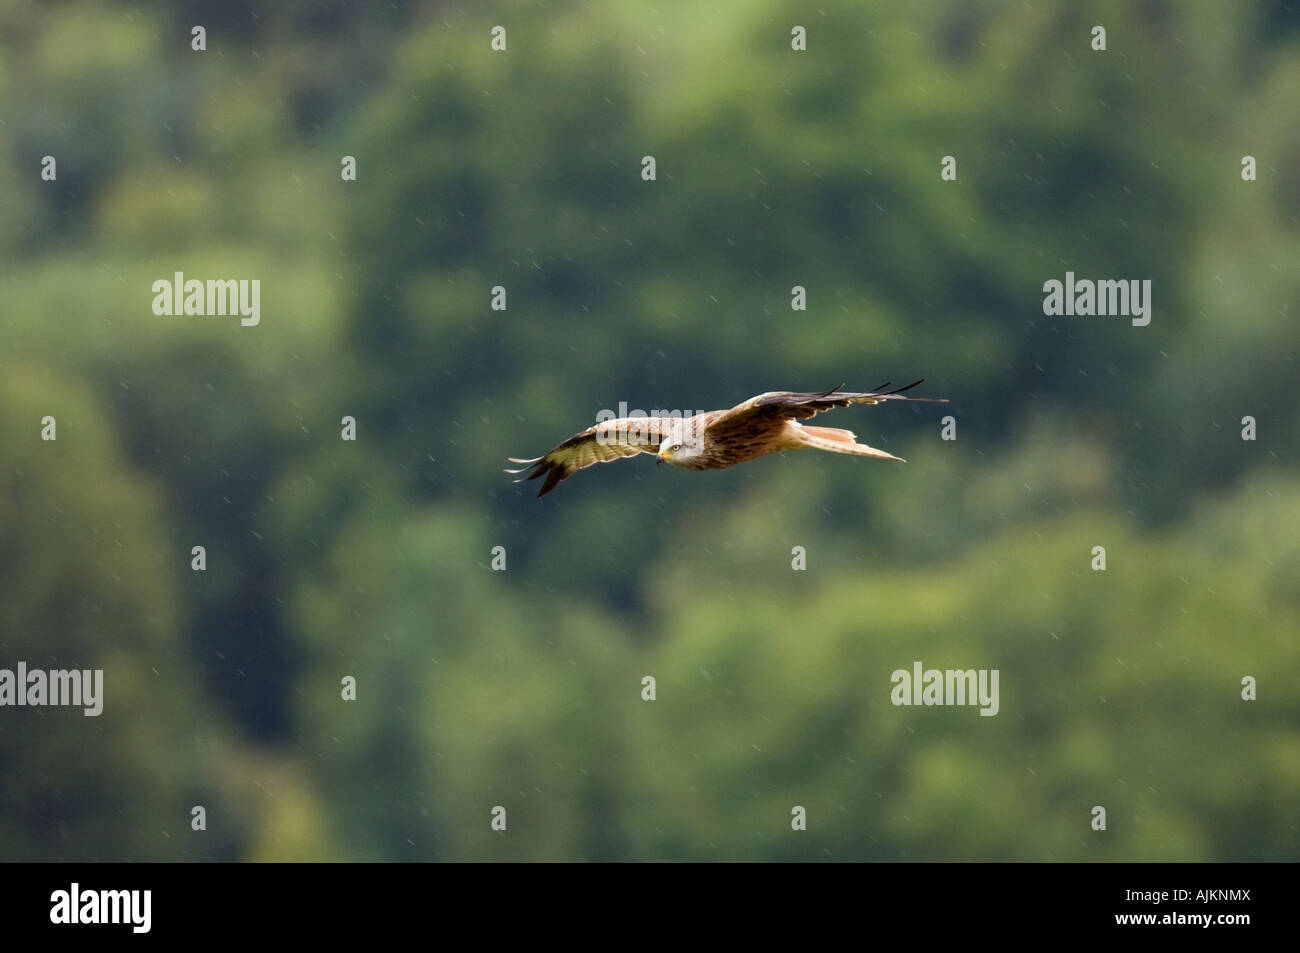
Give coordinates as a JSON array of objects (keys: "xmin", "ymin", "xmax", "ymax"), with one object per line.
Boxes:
[{"xmin": 657, "ymin": 422, "xmax": 702, "ymax": 467}]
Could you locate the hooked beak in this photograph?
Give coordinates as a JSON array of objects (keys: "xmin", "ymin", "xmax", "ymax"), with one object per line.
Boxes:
[{"xmin": 657, "ymin": 448, "xmax": 670, "ymax": 464}]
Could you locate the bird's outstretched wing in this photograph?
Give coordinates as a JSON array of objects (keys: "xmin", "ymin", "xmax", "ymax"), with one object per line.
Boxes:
[
  {"xmin": 707, "ymin": 380, "xmax": 946, "ymax": 437},
  {"xmin": 506, "ymin": 417, "xmax": 673, "ymax": 497}
]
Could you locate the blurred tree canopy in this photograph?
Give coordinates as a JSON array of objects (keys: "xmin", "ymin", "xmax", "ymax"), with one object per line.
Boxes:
[{"xmin": 0, "ymin": 0, "xmax": 1297, "ymax": 860}]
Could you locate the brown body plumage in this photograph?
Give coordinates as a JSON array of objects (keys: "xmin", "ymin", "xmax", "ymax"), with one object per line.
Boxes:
[{"xmin": 507, "ymin": 381, "xmax": 946, "ymax": 497}]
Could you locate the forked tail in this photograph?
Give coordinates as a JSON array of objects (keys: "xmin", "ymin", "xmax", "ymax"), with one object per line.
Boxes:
[{"xmin": 797, "ymin": 425, "xmax": 905, "ymax": 462}]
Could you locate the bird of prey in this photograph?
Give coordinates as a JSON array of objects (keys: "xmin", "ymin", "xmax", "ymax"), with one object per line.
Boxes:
[{"xmin": 507, "ymin": 381, "xmax": 945, "ymax": 497}]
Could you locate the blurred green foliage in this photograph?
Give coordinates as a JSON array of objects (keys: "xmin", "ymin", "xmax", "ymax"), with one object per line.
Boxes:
[{"xmin": 1, "ymin": 0, "xmax": 1297, "ymax": 860}]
